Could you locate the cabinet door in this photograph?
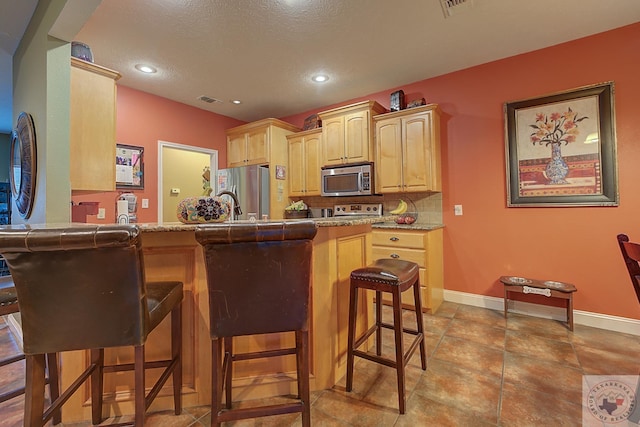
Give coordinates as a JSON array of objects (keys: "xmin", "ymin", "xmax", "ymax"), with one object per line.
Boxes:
[
  {"xmin": 288, "ymin": 136, "xmax": 305, "ymax": 197},
  {"xmin": 227, "ymin": 134, "xmax": 247, "ymax": 167},
  {"xmin": 304, "ymin": 133, "xmax": 322, "ymax": 195},
  {"xmin": 375, "ymin": 118, "xmax": 403, "ymax": 193},
  {"xmin": 246, "ymin": 128, "xmax": 269, "ymax": 165},
  {"xmin": 403, "ymin": 112, "xmax": 433, "ymax": 192},
  {"xmin": 344, "ymin": 110, "xmax": 370, "ymax": 163},
  {"xmin": 322, "ymin": 116, "xmax": 345, "ymax": 166},
  {"xmin": 70, "ymin": 64, "xmax": 117, "ymax": 191}
]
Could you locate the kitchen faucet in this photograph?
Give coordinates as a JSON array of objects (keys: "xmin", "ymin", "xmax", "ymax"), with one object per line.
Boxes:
[{"xmin": 216, "ymin": 190, "xmax": 243, "ymax": 219}]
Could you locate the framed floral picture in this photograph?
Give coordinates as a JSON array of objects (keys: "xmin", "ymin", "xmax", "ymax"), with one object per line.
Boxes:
[{"xmin": 504, "ymin": 82, "xmax": 618, "ymax": 207}]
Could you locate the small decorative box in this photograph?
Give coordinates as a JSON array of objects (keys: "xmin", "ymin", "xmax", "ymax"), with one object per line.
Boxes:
[
  {"xmin": 390, "ymin": 90, "xmax": 405, "ymax": 112},
  {"xmin": 407, "ymin": 98, "xmax": 426, "ymax": 108},
  {"xmin": 303, "ymin": 114, "xmax": 322, "ymax": 130}
]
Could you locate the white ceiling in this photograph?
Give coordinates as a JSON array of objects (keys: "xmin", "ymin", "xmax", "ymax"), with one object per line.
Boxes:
[{"xmin": 2, "ymin": 0, "xmax": 640, "ymax": 133}]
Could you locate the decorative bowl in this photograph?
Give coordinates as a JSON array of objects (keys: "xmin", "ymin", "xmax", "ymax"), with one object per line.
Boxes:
[
  {"xmin": 394, "ymin": 212, "xmax": 418, "ymax": 225},
  {"xmin": 176, "ymin": 196, "xmax": 231, "ymax": 224},
  {"xmin": 285, "ymin": 209, "xmax": 309, "ymax": 219}
]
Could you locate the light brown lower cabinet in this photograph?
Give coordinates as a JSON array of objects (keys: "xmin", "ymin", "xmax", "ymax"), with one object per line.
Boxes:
[{"xmin": 372, "ymin": 228, "xmax": 443, "ymax": 313}]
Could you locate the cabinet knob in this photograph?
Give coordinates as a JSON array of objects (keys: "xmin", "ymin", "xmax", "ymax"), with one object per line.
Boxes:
[
  {"xmin": 390, "ymin": 253, "xmax": 400, "ymax": 259},
  {"xmin": 390, "ymin": 237, "xmax": 399, "ymax": 241}
]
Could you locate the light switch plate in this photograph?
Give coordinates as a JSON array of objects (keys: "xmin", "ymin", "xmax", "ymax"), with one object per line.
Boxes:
[
  {"xmin": 142, "ymin": 198, "xmax": 149, "ymax": 208},
  {"xmin": 454, "ymin": 205, "xmax": 463, "ymax": 216},
  {"xmin": 97, "ymin": 208, "xmax": 106, "ymax": 219}
]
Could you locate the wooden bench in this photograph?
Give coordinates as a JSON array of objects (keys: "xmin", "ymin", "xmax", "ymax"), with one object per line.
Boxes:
[{"xmin": 499, "ymin": 276, "xmax": 577, "ymax": 331}]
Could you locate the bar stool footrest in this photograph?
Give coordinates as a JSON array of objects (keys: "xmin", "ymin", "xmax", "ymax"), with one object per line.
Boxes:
[{"xmin": 216, "ymin": 401, "xmax": 304, "ymax": 423}]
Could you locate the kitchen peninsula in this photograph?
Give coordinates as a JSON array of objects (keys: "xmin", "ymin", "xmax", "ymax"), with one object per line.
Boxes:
[{"xmin": 56, "ymin": 217, "xmax": 391, "ymax": 422}]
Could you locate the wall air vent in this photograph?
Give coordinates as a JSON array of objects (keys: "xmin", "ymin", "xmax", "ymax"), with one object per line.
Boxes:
[
  {"xmin": 440, "ymin": 0, "xmax": 474, "ymax": 18},
  {"xmin": 197, "ymin": 95, "xmax": 222, "ymax": 104}
]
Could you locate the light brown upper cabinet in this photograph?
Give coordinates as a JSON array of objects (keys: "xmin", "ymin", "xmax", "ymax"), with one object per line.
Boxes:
[
  {"xmin": 287, "ymin": 128, "xmax": 322, "ymax": 197},
  {"xmin": 319, "ymin": 101, "xmax": 386, "ymax": 166},
  {"xmin": 70, "ymin": 58, "xmax": 121, "ymax": 191},
  {"xmin": 374, "ymin": 104, "xmax": 441, "ymax": 194},
  {"xmin": 226, "ymin": 118, "xmax": 299, "ymax": 168}
]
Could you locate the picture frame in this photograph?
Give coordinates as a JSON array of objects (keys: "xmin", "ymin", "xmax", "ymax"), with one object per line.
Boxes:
[
  {"xmin": 116, "ymin": 144, "xmax": 144, "ymax": 189},
  {"xmin": 276, "ymin": 165, "xmax": 286, "ymax": 180},
  {"xmin": 504, "ymin": 82, "xmax": 618, "ymax": 207}
]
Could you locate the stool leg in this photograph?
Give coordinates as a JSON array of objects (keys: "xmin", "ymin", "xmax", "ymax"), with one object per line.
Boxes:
[
  {"xmin": 392, "ymin": 288, "xmax": 406, "ymax": 414},
  {"xmin": 90, "ymin": 349, "xmax": 104, "ymax": 424},
  {"xmin": 24, "ymin": 354, "xmax": 46, "ymax": 427},
  {"xmin": 172, "ymin": 304, "xmax": 182, "ymax": 414},
  {"xmin": 211, "ymin": 338, "xmax": 223, "ymax": 427},
  {"xmin": 346, "ymin": 283, "xmax": 358, "ymax": 392},
  {"xmin": 223, "ymin": 336, "xmax": 233, "ymax": 409},
  {"xmin": 568, "ymin": 295, "xmax": 574, "ymax": 331},
  {"xmin": 413, "ymin": 278, "xmax": 427, "ymax": 370},
  {"xmin": 134, "ymin": 345, "xmax": 146, "ymax": 427},
  {"xmin": 376, "ymin": 290, "xmax": 382, "ymax": 356},
  {"xmin": 46, "ymin": 352, "xmax": 61, "ymax": 425},
  {"xmin": 296, "ymin": 330, "xmax": 311, "ymax": 427}
]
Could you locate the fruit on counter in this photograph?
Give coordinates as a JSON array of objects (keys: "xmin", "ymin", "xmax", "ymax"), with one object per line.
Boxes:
[
  {"xmin": 389, "ymin": 200, "xmax": 408, "ymax": 215},
  {"xmin": 285, "ymin": 200, "xmax": 308, "ymax": 211}
]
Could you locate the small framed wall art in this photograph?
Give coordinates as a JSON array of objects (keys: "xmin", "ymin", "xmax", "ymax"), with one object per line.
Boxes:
[{"xmin": 116, "ymin": 144, "xmax": 144, "ymax": 189}]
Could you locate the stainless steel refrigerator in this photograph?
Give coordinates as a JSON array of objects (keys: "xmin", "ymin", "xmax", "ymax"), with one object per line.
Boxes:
[{"xmin": 215, "ymin": 165, "xmax": 269, "ymax": 220}]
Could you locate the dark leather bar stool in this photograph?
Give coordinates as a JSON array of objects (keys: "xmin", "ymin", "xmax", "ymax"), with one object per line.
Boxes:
[
  {"xmin": 0, "ymin": 275, "xmax": 60, "ymax": 422},
  {"xmin": 0, "ymin": 225, "xmax": 183, "ymax": 426},
  {"xmin": 346, "ymin": 258, "xmax": 427, "ymax": 414},
  {"xmin": 195, "ymin": 221, "xmax": 317, "ymax": 427}
]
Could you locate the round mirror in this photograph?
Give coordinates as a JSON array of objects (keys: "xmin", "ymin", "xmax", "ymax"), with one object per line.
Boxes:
[
  {"xmin": 10, "ymin": 112, "xmax": 37, "ymax": 219},
  {"xmin": 10, "ymin": 130, "xmax": 22, "ymax": 194}
]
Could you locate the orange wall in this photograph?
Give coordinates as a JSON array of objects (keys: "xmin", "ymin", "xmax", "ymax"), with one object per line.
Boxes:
[
  {"xmin": 282, "ymin": 23, "xmax": 640, "ymax": 320},
  {"xmin": 72, "ymin": 86, "xmax": 244, "ymax": 223}
]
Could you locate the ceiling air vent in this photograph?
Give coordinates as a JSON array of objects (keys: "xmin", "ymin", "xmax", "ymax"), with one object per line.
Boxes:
[
  {"xmin": 197, "ymin": 95, "xmax": 222, "ymax": 104},
  {"xmin": 440, "ymin": 0, "xmax": 474, "ymax": 18}
]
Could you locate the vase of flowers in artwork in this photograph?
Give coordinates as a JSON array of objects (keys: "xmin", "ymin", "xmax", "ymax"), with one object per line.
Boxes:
[{"xmin": 530, "ymin": 108, "xmax": 587, "ymax": 185}]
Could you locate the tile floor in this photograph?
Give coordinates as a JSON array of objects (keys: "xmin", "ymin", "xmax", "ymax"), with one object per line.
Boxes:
[{"xmin": 2, "ymin": 301, "xmax": 639, "ymax": 426}]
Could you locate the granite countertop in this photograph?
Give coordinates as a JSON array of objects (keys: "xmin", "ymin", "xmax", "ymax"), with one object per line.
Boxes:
[{"xmin": 139, "ymin": 216, "xmax": 444, "ymax": 232}]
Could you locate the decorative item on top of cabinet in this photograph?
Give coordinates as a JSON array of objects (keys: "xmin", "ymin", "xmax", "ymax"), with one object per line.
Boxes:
[
  {"xmin": 70, "ymin": 57, "xmax": 121, "ymax": 191},
  {"xmin": 372, "ymin": 228, "xmax": 443, "ymax": 313},
  {"xmin": 390, "ymin": 90, "xmax": 405, "ymax": 112},
  {"xmin": 287, "ymin": 128, "xmax": 322, "ymax": 197},
  {"xmin": 318, "ymin": 100, "xmax": 386, "ymax": 167},
  {"xmin": 374, "ymin": 104, "xmax": 441, "ymax": 194}
]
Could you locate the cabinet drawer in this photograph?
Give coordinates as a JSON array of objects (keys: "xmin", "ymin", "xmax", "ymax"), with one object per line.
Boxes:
[
  {"xmin": 372, "ymin": 231, "xmax": 425, "ymax": 249},
  {"xmin": 372, "ymin": 246, "xmax": 426, "ymax": 267}
]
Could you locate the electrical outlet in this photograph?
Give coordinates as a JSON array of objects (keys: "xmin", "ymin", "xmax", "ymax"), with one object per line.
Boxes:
[
  {"xmin": 142, "ymin": 198, "xmax": 149, "ymax": 208},
  {"xmin": 97, "ymin": 208, "xmax": 106, "ymax": 219},
  {"xmin": 454, "ymin": 205, "xmax": 463, "ymax": 216}
]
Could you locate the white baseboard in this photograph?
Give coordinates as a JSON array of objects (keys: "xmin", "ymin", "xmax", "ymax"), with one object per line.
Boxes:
[{"xmin": 444, "ymin": 289, "xmax": 640, "ymax": 336}]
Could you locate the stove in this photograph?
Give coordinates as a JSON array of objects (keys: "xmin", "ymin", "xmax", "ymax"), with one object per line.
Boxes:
[{"xmin": 333, "ymin": 203, "xmax": 383, "ymax": 217}]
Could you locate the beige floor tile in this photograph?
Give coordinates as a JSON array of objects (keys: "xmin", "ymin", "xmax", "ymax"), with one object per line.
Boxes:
[
  {"xmin": 445, "ymin": 317, "xmax": 506, "ymax": 349},
  {"xmin": 505, "ymin": 330, "xmax": 580, "ymax": 367},
  {"xmin": 432, "ymin": 335, "xmax": 504, "ymax": 378},
  {"xmin": 412, "ymin": 358, "xmax": 501, "ymax": 423},
  {"xmin": 571, "ymin": 324, "xmax": 640, "ymax": 357},
  {"xmin": 504, "ymin": 312, "xmax": 572, "ymax": 341},
  {"xmin": 311, "ymin": 389, "xmax": 399, "ymax": 426},
  {"xmin": 503, "ymin": 352, "xmax": 584, "ymax": 403},
  {"xmin": 574, "ymin": 344, "xmax": 640, "ymax": 375},
  {"xmin": 499, "ymin": 381, "xmax": 582, "ymax": 426},
  {"xmin": 432, "ymin": 301, "xmax": 459, "ymax": 318},
  {"xmin": 454, "ymin": 304, "xmax": 506, "ymax": 328},
  {"xmin": 396, "ymin": 393, "xmax": 496, "ymax": 427}
]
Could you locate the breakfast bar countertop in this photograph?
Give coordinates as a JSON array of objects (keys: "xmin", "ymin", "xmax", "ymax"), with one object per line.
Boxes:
[{"xmin": 138, "ymin": 215, "xmax": 399, "ymax": 232}]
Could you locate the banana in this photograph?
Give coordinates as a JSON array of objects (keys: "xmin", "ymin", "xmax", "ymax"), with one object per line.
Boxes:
[{"xmin": 389, "ymin": 200, "xmax": 408, "ymax": 215}]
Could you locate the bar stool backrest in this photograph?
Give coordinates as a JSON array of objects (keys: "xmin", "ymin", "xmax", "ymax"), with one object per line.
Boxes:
[
  {"xmin": 0, "ymin": 225, "xmax": 150, "ymax": 354},
  {"xmin": 617, "ymin": 233, "xmax": 640, "ymax": 304},
  {"xmin": 195, "ymin": 221, "xmax": 317, "ymax": 338}
]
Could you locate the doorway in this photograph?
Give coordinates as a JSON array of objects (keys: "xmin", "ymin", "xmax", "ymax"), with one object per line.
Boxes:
[{"xmin": 158, "ymin": 141, "xmax": 218, "ymax": 222}]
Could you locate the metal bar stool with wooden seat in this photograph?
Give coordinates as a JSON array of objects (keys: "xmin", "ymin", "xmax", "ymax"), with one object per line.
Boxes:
[
  {"xmin": 0, "ymin": 276, "xmax": 60, "ymax": 420},
  {"xmin": 0, "ymin": 225, "xmax": 183, "ymax": 426},
  {"xmin": 195, "ymin": 221, "xmax": 317, "ymax": 427},
  {"xmin": 346, "ymin": 258, "xmax": 427, "ymax": 414}
]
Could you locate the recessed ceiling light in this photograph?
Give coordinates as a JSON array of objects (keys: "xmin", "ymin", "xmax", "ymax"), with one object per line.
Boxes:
[
  {"xmin": 231, "ymin": 100, "xmax": 242, "ymax": 105},
  {"xmin": 312, "ymin": 74, "xmax": 329, "ymax": 83},
  {"xmin": 135, "ymin": 64, "xmax": 157, "ymax": 74}
]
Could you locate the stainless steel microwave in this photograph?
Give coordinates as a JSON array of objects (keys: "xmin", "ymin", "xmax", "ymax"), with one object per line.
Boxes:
[{"xmin": 321, "ymin": 163, "xmax": 374, "ymax": 197}]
